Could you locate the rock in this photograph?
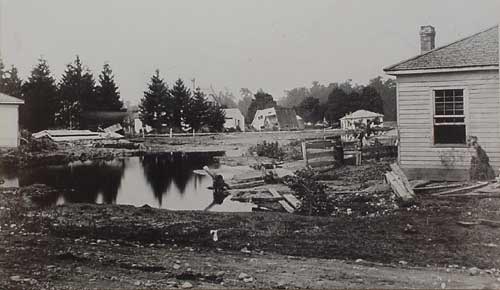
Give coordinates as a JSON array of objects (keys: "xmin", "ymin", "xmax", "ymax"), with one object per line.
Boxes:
[
  {"xmin": 10, "ymin": 275, "xmax": 22, "ymax": 282},
  {"xmin": 469, "ymin": 267, "xmax": 480, "ymax": 276},
  {"xmin": 399, "ymin": 260, "xmax": 408, "ymax": 265},
  {"xmin": 355, "ymin": 258, "xmax": 364, "ymax": 263},
  {"xmin": 216, "ymin": 271, "xmax": 225, "ymax": 277},
  {"xmin": 238, "ymin": 272, "xmax": 250, "ymax": 280},
  {"xmin": 441, "ymin": 282, "xmax": 446, "ymax": 289},
  {"xmin": 277, "ymin": 280, "xmax": 287, "ymax": 288},
  {"xmin": 173, "ymin": 264, "xmax": 181, "ymax": 270},
  {"xmin": 181, "ymin": 281, "xmax": 193, "ymax": 289},
  {"xmin": 240, "ymin": 247, "xmax": 251, "ymax": 254},
  {"xmin": 134, "ymin": 280, "xmax": 141, "ymax": 286},
  {"xmin": 243, "ymin": 277, "xmax": 254, "ymax": 283},
  {"xmin": 110, "ymin": 276, "xmax": 118, "ymax": 281}
]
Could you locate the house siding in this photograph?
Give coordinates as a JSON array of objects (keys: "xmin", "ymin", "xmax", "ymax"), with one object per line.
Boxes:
[
  {"xmin": 397, "ymin": 70, "xmax": 500, "ymax": 180},
  {"xmin": 0, "ymin": 104, "xmax": 20, "ymax": 147}
]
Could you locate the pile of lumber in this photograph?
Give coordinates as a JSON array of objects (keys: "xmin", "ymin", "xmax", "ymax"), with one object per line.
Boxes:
[{"xmin": 385, "ymin": 163, "xmax": 416, "ymax": 203}]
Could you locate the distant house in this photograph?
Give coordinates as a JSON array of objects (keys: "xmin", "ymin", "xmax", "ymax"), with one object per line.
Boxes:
[
  {"xmin": 340, "ymin": 109, "xmax": 384, "ymax": 130},
  {"xmin": 222, "ymin": 108, "xmax": 245, "ymax": 131},
  {"xmin": 251, "ymin": 107, "xmax": 302, "ymax": 131},
  {"xmin": 0, "ymin": 93, "xmax": 24, "ymax": 147},
  {"xmin": 384, "ymin": 25, "xmax": 499, "ymax": 180}
]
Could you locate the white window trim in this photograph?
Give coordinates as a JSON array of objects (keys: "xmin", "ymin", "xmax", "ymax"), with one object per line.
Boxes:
[{"xmin": 429, "ymin": 87, "xmax": 469, "ymax": 148}]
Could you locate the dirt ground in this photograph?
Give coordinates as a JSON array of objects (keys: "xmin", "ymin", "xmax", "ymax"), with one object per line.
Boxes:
[{"xmin": 1, "ymin": 132, "xmax": 500, "ymax": 289}]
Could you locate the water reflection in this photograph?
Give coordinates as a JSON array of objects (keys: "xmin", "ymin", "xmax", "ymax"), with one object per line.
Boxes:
[{"xmin": 0, "ymin": 154, "xmax": 254, "ymax": 212}]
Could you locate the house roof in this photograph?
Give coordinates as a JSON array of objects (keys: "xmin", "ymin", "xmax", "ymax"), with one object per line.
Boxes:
[
  {"xmin": 0, "ymin": 93, "xmax": 24, "ymax": 105},
  {"xmin": 340, "ymin": 110, "xmax": 383, "ymax": 120},
  {"xmin": 223, "ymin": 108, "xmax": 244, "ymax": 118},
  {"xmin": 384, "ymin": 25, "xmax": 499, "ymax": 72}
]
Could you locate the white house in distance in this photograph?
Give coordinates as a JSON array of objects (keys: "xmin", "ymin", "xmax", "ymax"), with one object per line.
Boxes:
[
  {"xmin": 222, "ymin": 108, "xmax": 245, "ymax": 131},
  {"xmin": 0, "ymin": 93, "xmax": 24, "ymax": 147},
  {"xmin": 339, "ymin": 109, "xmax": 384, "ymax": 130},
  {"xmin": 384, "ymin": 25, "xmax": 499, "ymax": 181},
  {"xmin": 251, "ymin": 107, "xmax": 303, "ymax": 131}
]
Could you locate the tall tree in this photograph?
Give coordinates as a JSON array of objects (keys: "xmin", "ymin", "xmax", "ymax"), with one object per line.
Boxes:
[
  {"xmin": 56, "ymin": 56, "xmax": 96, "ymax": 128},
  {"xmin": 95, "ymin": 63, "xmax": 123, "ymax": 111},
  {"xmin": 21, "ymin": 58, "xmax": 58, "ymax": 131},
  {"xmin": 359, "ymin": 86, "xmax": 384, "ymax": 114},
  {"xmin": 296, "ymin": 96, "xmax": 322, "ymax": 123},
  {"xmin": 139, "ymin": 70, "xmax": 171, "ymax": 131},
  {"xmin": 324, "ymin": 88, "xmax": 349, "ymax": 123},
  {"xmin": 369, "ymin": 76, "xmax": 396, "ymax": 121},
  {"xmin": 170, "ymin": 78, "xmax": 191, "ymax": 130},
  {"xmin": 238, "ymin": 88, "xmax": 253, "ymax": 119},
  {"xmin": 0, "ymin": 63, "xmax": 23, "ymax": 99},
  {"xmin": 246, "ymin": 90, "xmax": 277, "ymax": 123},
  {"xmin": 185, "ymin": 87, "xmax": 209, "ymax": 132},
  {"xmin": 280, "ymin": 87, "xmax": 309, "ymax": 108},
  {"xmin": 205, "ymin": 103, "xmax": 226, "ymax": 132}
]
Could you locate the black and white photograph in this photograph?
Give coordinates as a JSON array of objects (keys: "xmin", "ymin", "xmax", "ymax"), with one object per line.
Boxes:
[{"xmin": 0, "ymin": 1, "xmax": 499, "ymax": 289}]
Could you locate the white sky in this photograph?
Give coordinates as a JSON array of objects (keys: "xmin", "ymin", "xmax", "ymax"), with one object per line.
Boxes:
[{"xmin": 1, "ymin": 0, "xmax": 499, "ymax": 104}]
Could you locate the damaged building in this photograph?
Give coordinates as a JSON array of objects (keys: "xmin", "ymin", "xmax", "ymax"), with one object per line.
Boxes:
[{"xmin": 384, "ymin": 25, "xmax": 499, "ymax": 180}]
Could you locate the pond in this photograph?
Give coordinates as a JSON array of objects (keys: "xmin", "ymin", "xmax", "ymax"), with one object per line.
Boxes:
[{"xmin": 0, "ymin": 153, "xmax": 255, "ymax": 212}]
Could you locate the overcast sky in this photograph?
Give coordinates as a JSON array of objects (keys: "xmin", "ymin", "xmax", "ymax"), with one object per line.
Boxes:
[{"xmin": 1, "ymin": 0, "xmax": 499, "ymax": 104}]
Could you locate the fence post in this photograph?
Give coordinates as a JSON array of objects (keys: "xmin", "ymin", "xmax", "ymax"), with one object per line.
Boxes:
[
  {"xmin": 301, "ymin": 141, "xmax": 308, "ymax": 166},
  {"xmin": 170, "ymin": 128, "xmax": 173, "ymax": 138}
]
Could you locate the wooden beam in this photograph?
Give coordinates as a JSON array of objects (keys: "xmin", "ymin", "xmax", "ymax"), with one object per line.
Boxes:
[
  {"xmin": 389, "ymin": 163, "xmax": 416, "ymax": 199},
  {"xmin": 228, "ymin": 180, "xmax": 266, "ymax": 189},
  {"xmin": 282, "ymin": 193, "xmax": 301, "ymax": 209},
  {"xmin": 385, "ymin": 172, "xmax": 415, "ymax": 202},
  {"xmin": 268, "ymin": 188, "xmax": 295, "ymax": 213},
  {"xmin": 431, "ymin": 182, "xmax": 489, "ymax": 197},
  {"xmin": 308, "ymin": 151, "xmax": 333, "ymax": 159}
]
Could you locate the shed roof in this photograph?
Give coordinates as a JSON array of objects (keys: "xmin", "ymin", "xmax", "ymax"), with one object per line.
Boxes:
[
  {"xmin": 384, "ymin": 25, "xmax": 498, "ymax": 72},
  {"xmin": 340, "ymin": 110, "xmax": 383, "ymax": 120},
  {"xmin": 0, "ymin": 93, "xmax": 24, "ymax": 105},
  {"xmin": 275, "ymin": 107, "xmax": 299, "ymax": 128}
]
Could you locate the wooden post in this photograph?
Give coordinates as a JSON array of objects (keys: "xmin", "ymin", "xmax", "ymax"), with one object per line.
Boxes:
[
  {"xmin": 192, "ymin": 128, "xmax": 195, "ymax": 137},
  {"xmin": 169, "ymin": 128, "xmax": 173, "ymax": 138},
  {"xmin": 301, "ymin": 141, "xmax": 308, "ymax": 166}
]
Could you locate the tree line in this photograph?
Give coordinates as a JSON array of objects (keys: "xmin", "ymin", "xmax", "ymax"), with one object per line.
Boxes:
[
  {"xmin": 0, "ymin": 56, "xmax": 123, "ymax": 132},
  {"xmin": 139, "ymin": 70, "xmax": 226, "ymax": 133}
]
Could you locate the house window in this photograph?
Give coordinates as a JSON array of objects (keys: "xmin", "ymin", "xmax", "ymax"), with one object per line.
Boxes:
[{"xmin": 433, "ymin": 89, "xmax": 466, "ymax": 145}]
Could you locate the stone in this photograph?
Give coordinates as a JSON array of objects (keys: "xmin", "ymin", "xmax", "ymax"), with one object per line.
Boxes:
[
  {"xmin": 399, "ymin": 260, "xmax": 408, "ymax": 265},
  {"xmin": 181, "ymin": 281, "xmax": 193, "ymax": 289},
  {"xmin": 243, "ymin": 277, "xmax": 254, "ymax": 283},
  {"xmin": 238, "ymin": 272, "xmax": 250, "ymax": 280},
  {"xmin": 216, "ymin": 271, "xmax": 225, "ymax": 277},
  {"xmin": 10, "ymin": 275, "xmax": 21, "ymax": 282},
  {"xmin": 173, "ymin": 264, "xmax": 181, "ymax": 270},
  {"xmin": 134, "ymin": 280, "xmax": 141, "ymax": 286},
  {"xmin": 469, "ymin": 267, "xmax": 480, "ymax": 276}
]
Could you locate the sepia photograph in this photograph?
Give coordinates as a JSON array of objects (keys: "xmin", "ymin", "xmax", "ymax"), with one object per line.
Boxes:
[{"xmin": 0, "ymin": 0, "xmax": 499, "ymax": 289}]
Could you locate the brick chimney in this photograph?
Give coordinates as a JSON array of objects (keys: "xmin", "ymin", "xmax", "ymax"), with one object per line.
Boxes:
[{"xmin": 420, "ymin": 25, "xmax": 436, "ymax": 53}]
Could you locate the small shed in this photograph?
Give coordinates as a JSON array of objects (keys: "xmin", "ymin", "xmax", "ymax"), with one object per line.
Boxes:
[
  {"xmin": 340, "ymin": 110, "xmax": 384, "ymax": 130},
  {"xmin": 384, "ymin": 25, "xmax": 500, "ymax": 180},
  {"xmin": 0, "ymin": 93, "xmax": 24, "ymax": 147},
  {"xmin": 222, "ymin": 108, "xmax": 245, "ymax": 131}
]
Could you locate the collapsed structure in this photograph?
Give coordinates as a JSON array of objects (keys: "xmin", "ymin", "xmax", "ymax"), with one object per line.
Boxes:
[
  {"xmin": 384, "ymin": 25, "xmax": 500, "ymax": 180},
  {"xmin": 251, "ymin": 107, "xmax": 304, "ymax": 131}
]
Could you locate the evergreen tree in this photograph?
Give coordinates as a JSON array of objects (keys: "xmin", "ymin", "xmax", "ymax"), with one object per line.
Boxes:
[
  {"xmin": 56, "ymin": 56, "xmax": 96, "ymax": 128},
  {"xmin": 246, "ymin": 90, "xmax": 277, "ymax": 123},
  {"xmin": 324, "ymin": 88, "xmax": 349, "ymax": 123},
  {"xmin": 185, "ymin": 87, "xmax": 209, "ymax": 132},
  {"xmin": 139, "ymin": 70, "xmax": 171, "ymax": 131},
  {"xmin": 359, "ymin": 86, "xmax": 384, "ymax": 114},
  {"xmin": 0, "ymin": 59, "xmax": 23, "ymax": 99},
  {"xmin": 296, "ymin": 96, "xmax": 322, "ymax": 123},
  {"xmin": 205, "ymin": 103, "xmax": 226, "ymax": 132},
  {"xmin": 95, "ymin": 63, "xmax": 123, "ymax": 111},
  {"xmin": 170, "ymin": 78, "xmax": 191, "ymax": 130},
  {"xmin": 21, "ymin": 58, "xmax": 58, "ymax": 131}
]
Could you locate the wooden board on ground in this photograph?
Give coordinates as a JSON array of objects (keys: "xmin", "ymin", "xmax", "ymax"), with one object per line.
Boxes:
[
  {"xmin": 389, "ymin": 163, "xmax": 416, "ymax": 199},
  {"xmin": 228, "ymin": 180, "xmax": 266, "ymax": 189},
  {"xmin": 431, "ymin": 181, "xmax": 489, "ymax": 197},
  {"xmin": 281, "ymin": 193, "xmax": 301, "ymax": 209},
  {"xmin": 268, "ymin": 188, "xmax": 295, "ymax": 213},
  {"xmin": 385, "ymin": 171, "xmax": 414, "ymax": 203}
]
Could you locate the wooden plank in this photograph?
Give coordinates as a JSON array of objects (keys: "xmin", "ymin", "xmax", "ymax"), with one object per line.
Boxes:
[
  {"xmin": 390, "ymin": 163, "xmax": 415, "ymax": 199},
  {"xmin": 282, "ymin": 193, "xmax": 301, "ymax": 209},
  {"xmin": 309, "ymin": 160, "xmax": 334, "ymax": 168},
  {"xmin": 385, "ymin": 171, "xmax": 415, "ymax": 202},
  {"xmin": 432, "ymin": 181, "xmax": 489, "ymax": 196},
  {"xmin": 228, "ymin": 180, "xmax": 266, "ymax": 189},
  {"xmin": 308, "ymin": 151, "xmax": 333, "ymax": 159},
  {"xmin": 306, "ymin": 140, "xmax": 334, "ymax": 149},
  {"xmin": 268, "ymin": 188, "xmax": 295, "ymax": 213},
  {"xmin": 414, "ymin": 183, "xmax": 465, "ymax": 193}
]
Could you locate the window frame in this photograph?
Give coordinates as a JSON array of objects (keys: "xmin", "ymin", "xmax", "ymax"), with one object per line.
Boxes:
[{"xmin": 430, "ymin": 87, "xmax": 469, "ymax": 148}]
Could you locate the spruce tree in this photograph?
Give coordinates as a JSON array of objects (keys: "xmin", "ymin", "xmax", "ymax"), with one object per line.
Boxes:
[
  {"xmin": 185, "ymin": 87, "xmax": 209, "ymax": 131},
  {"xmin": 246, "ymin": 91, "xmax": 276, "ymax": 123},
  {"xmin": 21, "ymin": 58, "xmax": 58, "ymax": 131},
  {"xmin": 205, "ymin": 103, "xmax": 226, "ymax": 132},
  {"xmin": 3, "ymin": 66, "xmax": 23, "ymax": 99},
  {"xmin": 95, "ymin": 63, "xmax": 123, "ymax": 111},
  {"xmin": 170, "ymin": 78, "xmax": 191, "ymax": 130},
  {"xmin": 57, "ymin": 56, "xmax": 96, "ymax": 128},
  {"xmin": 139, "ymin": 70, "xmax": 171, "ymax": 131}
]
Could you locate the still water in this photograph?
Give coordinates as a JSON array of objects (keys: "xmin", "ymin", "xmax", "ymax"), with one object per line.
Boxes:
[{"xmin": 0, "ymin": 154, "xmax": 254, "ymax": 212}]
